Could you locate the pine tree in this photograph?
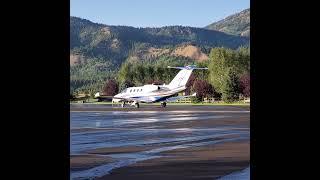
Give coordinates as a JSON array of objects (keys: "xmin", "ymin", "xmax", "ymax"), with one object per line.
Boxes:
[{"xmin": 221, "ymin": 69, "xmax": 241, "ymax": 102}]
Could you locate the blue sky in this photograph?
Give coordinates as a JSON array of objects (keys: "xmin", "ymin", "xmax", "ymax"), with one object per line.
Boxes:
[{"xmin": 71, "ymin": 0, "xmax": 250, "ymax": 28}]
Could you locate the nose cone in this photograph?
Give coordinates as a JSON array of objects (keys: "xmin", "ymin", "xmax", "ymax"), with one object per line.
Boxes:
[
  {"xmin": 114, "ymin": 93, "xmax": 121, "ymax": 98},
  {"xmin": 112, "ymin": 94, "xmax": 122, "ymax": 103}
]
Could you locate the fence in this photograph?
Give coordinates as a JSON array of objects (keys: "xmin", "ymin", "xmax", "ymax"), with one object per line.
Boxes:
[{"xmin": 173, "ymin": 97, "xmax": 192, "ymax": 103}]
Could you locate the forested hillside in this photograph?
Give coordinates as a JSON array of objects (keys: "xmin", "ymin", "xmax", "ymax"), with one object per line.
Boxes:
[{"xmin": 70, "ymin": 9, "xmax": 250, "ymax": 96}]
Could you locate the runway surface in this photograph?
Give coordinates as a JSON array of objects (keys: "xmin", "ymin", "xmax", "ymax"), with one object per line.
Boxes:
[
  {"xmin": 70, "ymin": 103, "xmax": 250, "ymax": 112},
  {"xmin": 70, "ymin": 105, "xmax": 250, "ymax": 180}
]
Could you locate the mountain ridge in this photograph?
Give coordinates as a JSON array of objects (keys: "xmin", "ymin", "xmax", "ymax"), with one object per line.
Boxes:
[
  {"xmin": 205, "ymin": 8, "xmax": 250, "ymax": 37},
  {"xmin": 70, "ymin": 16, "xmax": 249, "ymax": 67}
]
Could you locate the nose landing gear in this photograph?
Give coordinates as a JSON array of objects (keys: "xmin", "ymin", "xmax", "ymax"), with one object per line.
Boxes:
[{"xmin": 161, "ymin": 102, "xmax": 167, "ymax": 108}]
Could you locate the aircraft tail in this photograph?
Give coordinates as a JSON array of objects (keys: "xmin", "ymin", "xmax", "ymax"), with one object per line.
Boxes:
[{"xmin": 167, "ymin": 65, "xmax": 208, "ymax": 89}]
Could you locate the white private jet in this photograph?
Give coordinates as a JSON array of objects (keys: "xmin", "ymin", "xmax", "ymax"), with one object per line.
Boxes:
[{"xmin": 112, "ymin": 65, "xmax": 208, "ymax": 108}]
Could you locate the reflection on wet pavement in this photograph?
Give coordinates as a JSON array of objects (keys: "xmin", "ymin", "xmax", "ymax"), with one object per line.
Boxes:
[{"xmin": 70, "ymin": 110, "xmax": 250, "ymax": 179}]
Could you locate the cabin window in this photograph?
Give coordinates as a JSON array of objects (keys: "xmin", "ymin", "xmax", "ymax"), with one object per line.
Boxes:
[
  {"xmin": 140, "ymin": 89, "xmax": 142, "ymax": 92},
  {"xmin": 130, "ymin": 89, "xmax": 132, "ymax": 93},
  {"xmin": 133, "ymin": 89, "xmax": 135, "ymax": 92}
]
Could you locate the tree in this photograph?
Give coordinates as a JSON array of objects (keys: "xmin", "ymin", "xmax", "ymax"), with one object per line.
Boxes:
[
  {"xmin": 103, "ymin": 79, "xmax": 119, "ymax": 96},
  {"xmin": 192, "ymin": 79, "xmax": 214, "ymax": 100},
  {"xmin": 155, "ymin": 65, "xmax": 165, "ymax": 82},
  {"xmin": 239, "ymin": 73, "xmax": 250, "ymax": 97},
  {"xmin": 208, "ymin": 47, "xmax": 250, "ymax": 92},
  {"xmin": 221, "ymin": 69, "xmax": 241, "ymax": 102},
  {"xmin": 208, "ymin": 47, "xmax": 232, "ymax": 94},
  {"xmin": 119, "ymin": 80, "xmax": 134, "ymax": 91},
  {"xmin": 133, "ymin": 64, "xmax": 146, "ymax": 85},
  {"xmin": 208, "ymin": 47, "xmax": 249, "ymax": 102},
  {"xmin": 194, "ymin": 61, "xmax": 209, "ymax": 80},
  {"xmin": 146, "ymin": 79, "xmax": 164, "ymax": 85},
  {"xmin": 145, "ymin": 65, "xmax": 155, "ymax": 83},
  {"xmin": 237, "ymin": 46, "xmax": 250, "ymax": 73},
  {"xmin": 118, "ymin": 62, "xmax": 134, "ymax": 86},
  {"xmin": 90, "ymin": 91, "xmax": 95, "ymax": 98}
]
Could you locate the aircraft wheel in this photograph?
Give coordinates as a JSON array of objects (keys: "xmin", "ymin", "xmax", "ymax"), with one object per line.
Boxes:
[
  {"xmin": 135, "ymin": 103, "xmax": 140, "ymax": 108},
  {"xmin": 161, "ymin": 102, "xmax": 166, "ymax": 108}
]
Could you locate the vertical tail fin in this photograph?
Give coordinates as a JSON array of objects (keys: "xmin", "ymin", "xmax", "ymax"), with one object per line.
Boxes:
[
  {"xmin": 167, "ymin": 65, "xmax": 208, "ymax": 89},
  {"xmin": 168, "ymin": 69, "xmax": 193, "ymax": 89}
]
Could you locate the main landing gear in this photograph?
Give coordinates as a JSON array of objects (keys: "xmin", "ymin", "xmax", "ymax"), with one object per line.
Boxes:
[
  {"xmin": 121, "ymin": 101, "xmax": 140, "ymax": 108},
  {"xmin": 134, "ymin": 102, "xmax": 140, "ymax": 108},
  {"xmin": 130, "ymin": 101, "xmax": 140, "ymax": 108},
  {"xmin": 161, "ymin": 102, "xmax": 167, "ymax": 108}
]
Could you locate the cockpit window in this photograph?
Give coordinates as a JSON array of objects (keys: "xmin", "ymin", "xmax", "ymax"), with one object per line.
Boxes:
[{"xmin": 121, "ymin": 88, "xmax": 127, "ymax": 93}]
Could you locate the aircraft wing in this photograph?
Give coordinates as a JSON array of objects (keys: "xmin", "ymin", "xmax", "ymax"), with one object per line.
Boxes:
[{"xmin": 165, "ymin": 93, "xmax": 196, "ymax": 102}]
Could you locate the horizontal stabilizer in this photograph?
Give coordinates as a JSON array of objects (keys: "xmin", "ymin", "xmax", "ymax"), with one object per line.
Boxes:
[{"xmin": 167, "ymin": 65, "xmax": 208, "ymax": 70}]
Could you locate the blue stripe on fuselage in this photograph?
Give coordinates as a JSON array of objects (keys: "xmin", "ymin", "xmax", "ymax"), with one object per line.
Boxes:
[{"xmin": 130, "ymin": 94, "xmax": 176, "ymax": 102}]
